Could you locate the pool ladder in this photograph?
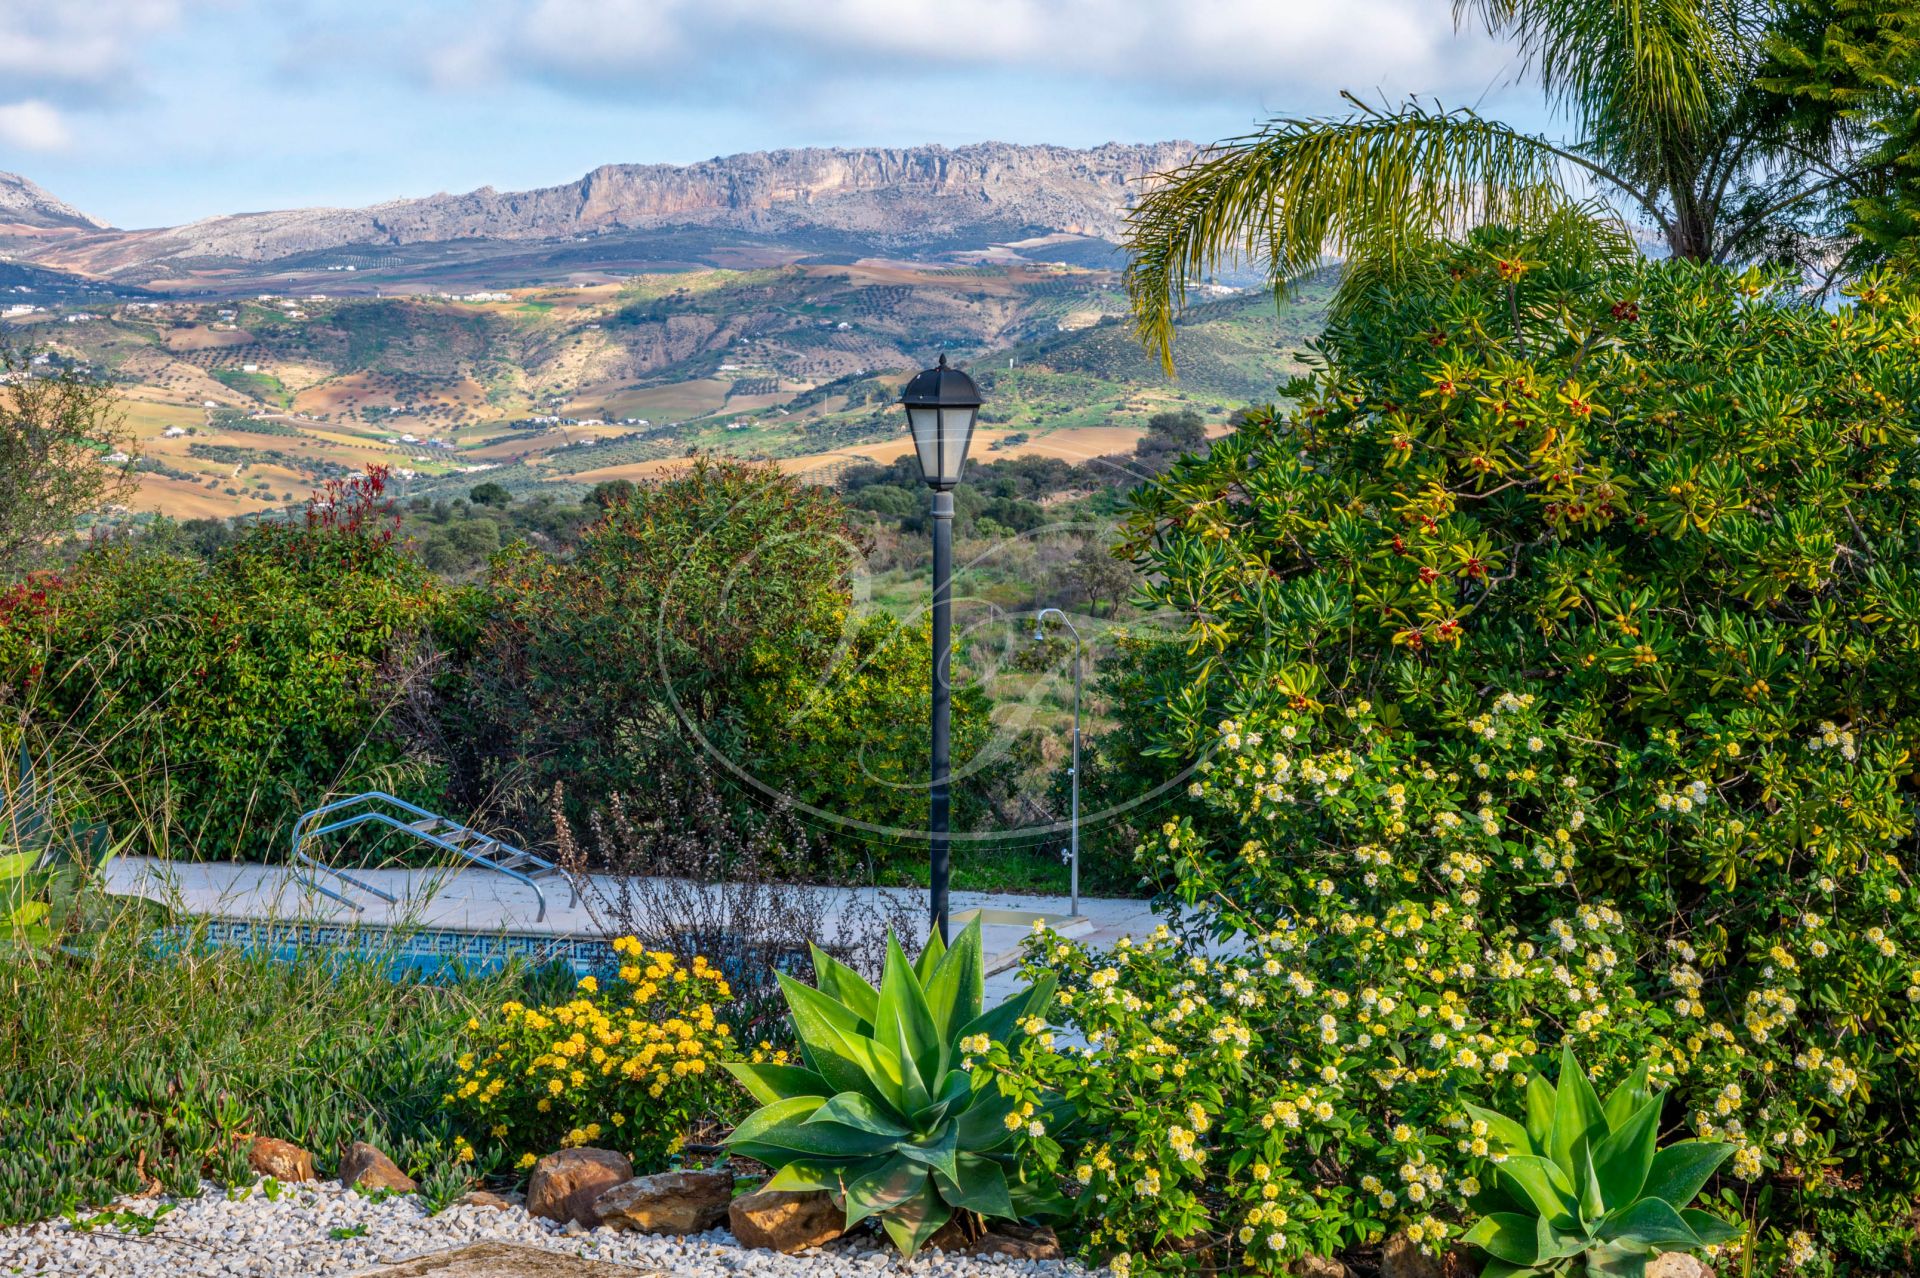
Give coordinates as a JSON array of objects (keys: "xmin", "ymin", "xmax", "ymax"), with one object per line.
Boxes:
[{"xmin": 290, "ymin": 792, "xmax": 574, "ymax": 922}]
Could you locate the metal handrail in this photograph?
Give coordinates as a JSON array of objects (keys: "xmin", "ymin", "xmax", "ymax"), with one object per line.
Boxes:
[{"xmin": 289, "ymin": 792, "xmax": 553, "ymax": 922}]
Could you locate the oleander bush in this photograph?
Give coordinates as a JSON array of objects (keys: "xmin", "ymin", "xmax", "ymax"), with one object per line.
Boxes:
[
  {"xmin": 445, "ymin": 941, "xmax": 761, "ymax": 1173},
  {"xmin": 1070, "ymin": 236, "xmax": 1920, "ymax": 1273}
]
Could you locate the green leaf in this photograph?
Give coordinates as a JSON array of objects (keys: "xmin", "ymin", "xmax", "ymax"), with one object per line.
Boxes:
[
  {"xmin": 1640, "ymin": 1141, "xmax": 1731, "ymax": 1210},
  {"xmin": 844, "ymin": 1153, "xmax": 928, "ymax": 1228},
  {"xmin": 935, "ymin": 1153, "xmax": 1013, "ymax": 1220},
  {"xmin": 728, "ymin": 1100, "xmax": 900, "ymax": 1160},
  {"xmin": 1524, "ymin": 1072, "xmax": 1557, "ymax": 1149},
  {"xmin": 775, "ymin": 971, "xmax": 886, "ymax": 1102},
  {"xmin": 1592, "ymin": 1093, "xmax": 1664, "ymax": 1208},
  {"xmin": 877, "ymin": 933, "xmax": 942, "ymax": 1103},
  {"xmin": 921, "ymin": 919, "xmax": 984, "ymax": 1040},
  {"xmin": 809, "ymin": 1093, "xmax": 911, "ymax": 1138},
  {"xmin": 897, "ymin": 1122, "xmax": 960, "ymax": 1186},
  {"xmin": 810, "ymin": 943, "xmax": 880, "ymax": 1030},
  {"xmin": 1597, "ymin": 1197, "xmax": 1704, "ymax": 1251},
  {"xmin": 1494, "ymin": 1153, "xmax": 1578, "ymax": 1225},
  {"xmin": 1602, "ymin": 1062, "xmax": 1652, "ymax": 1130},
  {"xmin": 723, "ymin": 1062, "xmax": 831, "ymax": 1107},
  {"xmin": 1463, "ymin": 1212, "xmax": 1541, "ymax": 1264},
  {"xmin": 1586, "ymin": 1243, "xmax": 1651, "ymax": 1278},
  {"xmin": 1548, "ymin": 1042, "xmax": 1610, "ymax": 1179},
  {"xmin": 953, "ymin": 1086, "xmax": 1020, "ymax": 1153},
  {"xmin": 955, "ymin": 970, "xmax": 1056, "ymax": 1051},
  {"xmin": 1679, "ymin": 1208, "xmax": 1742, "ymax": 1246},
  {"xmin": 912, "ymin": 923, "xmax": 946, "ymax": 985},
  {"xmin": 1535, "ymin": 1216, "xmax": 1591, "ymax": 1262},
  {"xmin": 1477, "ymin": 1261, "xmax": 1533, "ymax": 1278},
  {"xmin": 764, "ymin": 1161, "xmax": 845, "ymax": 1193},
  {"xmin": 878, "ymin": 1175, "xmax": 954, "ymax": 1258},
  {"xmin": 1466, "ymin": 1103, "xmax": 1535, "ymax": 1157},
  {"xmin": 1579, "ymin": 1137, "xmax": 1607, "ymax": 1226}
]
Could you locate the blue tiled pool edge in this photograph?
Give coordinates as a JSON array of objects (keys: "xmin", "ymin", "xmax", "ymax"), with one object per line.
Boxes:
[{"xmin": 179, "ymin": 917, "xmax": 619, "ymax": 980}]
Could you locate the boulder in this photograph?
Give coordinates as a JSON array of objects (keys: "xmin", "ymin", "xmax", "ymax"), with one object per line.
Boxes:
[
  {"xmin": 1648, "ymin": 1255, "xmax": 1713, "ymax": 1278},
  {"xmin": 338, "ymin": 1142, "xmax": 417, "ymax": 1194},
  {"xmin": 728, "ymin": 1187, "xmax": 845, "ymax": 1253},
  {"xmin": 969, "ymin": 1222, "xmax": 1063, "ymax": 1260},
  {"xmin": 248, "ymin": 1137, "xmax": 315, "ymax": 1183},
  {"xmin": 1380, "ymin": 1232, "xmax": 1443, "ymax": 1278},
  {"xmin": 525, "ymin": 1148, "xmax": 633, "ymax": 1226},
  {"xmin": 1291, "ymin": 1257, "xmax": 1352, "ymax": 1278},
  {"xmin": 592, "ymin": 1168, "xmax": 734, "ymax": 1234},
  {"xmin": 455, "ymin": 1189, "xmax": 523, "ymax": 1211}
]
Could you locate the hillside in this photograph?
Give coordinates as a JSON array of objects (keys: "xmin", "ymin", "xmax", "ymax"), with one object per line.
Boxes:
[
  {"xmin": 0, "ymin": 172, "xmax": 108, "ymax": 232},
  {"xmin": 7, "ymin": 263, "xmax": 1332, "ymax": 523},
  {"xmin": 9, "ymin": 143, "xmax": 1194, "ymax": 285}
]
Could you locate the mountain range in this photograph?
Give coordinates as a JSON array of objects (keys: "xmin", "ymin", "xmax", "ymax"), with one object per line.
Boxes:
[{"xmin": 1, "ymin": 142, "xmax": 1195, "ymax": 288}]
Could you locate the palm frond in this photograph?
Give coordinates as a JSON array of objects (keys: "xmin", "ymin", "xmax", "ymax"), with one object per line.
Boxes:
[
  {"xmin": 1454, "ymin": 0, "xmax": 1745, "ymax": 178},
  {"xmin": 1123, "ymin": 101, "xmax": 1590, "ymax": 371}
]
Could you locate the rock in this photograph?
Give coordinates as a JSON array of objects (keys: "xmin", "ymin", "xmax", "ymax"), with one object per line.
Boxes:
[
  {"xmin": 968, "ymin": 1222, "xmax": 1063, "ymax": 1260},
  {"xmin": 728, "ymin": 1187, "xmax": 845, "ymax": 1253},
  {"xmin": 247, "ymin": 1137, "xmax": 315, "ymax": 1183},
  {"xmin": 1292, "ymin": 1257, "xmax": 1352, "ymax": 1278},
  {"xmin": 1380, "ymin": 1231, "xmax": 1443, "ymax": 1278},
  {"xmin": 524, "ymin": 1148, "xmax": 633, "ymax": 1226},
  {"xmin": 592, "ymin": 1168, "xmax": 734, "ymax": 1234},
  {"xmin": 338, "ymin": 1141, "xmax": 417, "ymax": 1194},
  {"xmin": 364, "ymin": 1242, "xmax": 644, "ymax": 1276},
  {"xmin": 455, "ymin": 1189, "xmax": 523, "ymax": 1211},
  {"xmin": 1649, "ymin": 1255, "xmax": 1713, "ymax": 1278}
]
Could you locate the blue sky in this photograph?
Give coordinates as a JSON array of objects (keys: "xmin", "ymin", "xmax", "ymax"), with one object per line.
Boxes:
[{"xmin": 1, "ymin": 0, "xmax": 1553, "ymax": 229}]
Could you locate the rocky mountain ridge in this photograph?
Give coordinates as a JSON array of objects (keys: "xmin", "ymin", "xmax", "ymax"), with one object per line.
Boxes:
[
  {"xmin": 9, "ymin": 141, "xmax": 1194, "ymax": 278},
  {"xmin": 0, "ymin": 171, "xmax": 108, "ymax": 232}
]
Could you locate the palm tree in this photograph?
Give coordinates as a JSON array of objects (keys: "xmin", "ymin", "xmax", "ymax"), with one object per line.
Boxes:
[{"xmin": 1126, "ymin": 0, "xmax": 1886, "ymax": 367}]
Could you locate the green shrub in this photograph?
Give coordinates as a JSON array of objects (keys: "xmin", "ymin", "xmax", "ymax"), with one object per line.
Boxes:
[
  {"xmin": 725, "ymin": 920, "xmax": 1061, "ymax": 1256},
  {"xmin": 454, "ymin": 459, "xmax": 996, "ymax": 861},
  {"xmin": 0, "ymin": 469, "xmax": 442, "ymax": 859},
  {"xmin": 1092, "ymin": 239, "xmax": 1920, "ymax": 1270},
  {"xmin": 446, "ymin": 940, "xmax": 749, "ymax": 1174}
]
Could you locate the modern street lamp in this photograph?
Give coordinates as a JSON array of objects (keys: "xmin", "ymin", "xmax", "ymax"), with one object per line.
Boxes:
[
  {"xmin": 900, "ymin": 354, "xmax": 982, "ymax": 943},
  {"xmin": 1033, "ymin": 607, "xmax": 1083, "ymax": 917}
]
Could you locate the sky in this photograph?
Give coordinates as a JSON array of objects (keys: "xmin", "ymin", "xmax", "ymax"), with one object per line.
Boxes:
[{"xmin": 0, "ymin": 0, "xmax": 1555, "ymax": 230}]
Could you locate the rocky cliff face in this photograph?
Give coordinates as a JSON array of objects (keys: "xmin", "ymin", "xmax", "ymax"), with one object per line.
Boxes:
[
  {"xmin": 16, "ymin": 142, "xmax": 1193, "ymax": 271},
  {"xmin": 0, "ymin": 171, "xmax": 109, "ymax": 232}
]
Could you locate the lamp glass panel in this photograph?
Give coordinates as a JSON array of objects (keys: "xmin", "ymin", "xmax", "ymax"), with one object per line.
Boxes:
[
  {"xmin": 936, "ymin": 405, "xmax": 976, "ymax": 485},
  {"xmin": 906, "ymin": 405, "xmax": 942, "ymax": 485}
]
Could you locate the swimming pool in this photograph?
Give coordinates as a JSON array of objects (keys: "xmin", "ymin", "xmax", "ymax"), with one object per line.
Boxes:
[{"xmin": 173, "ymin": 917, "xmax": 619, "ymax": 980}]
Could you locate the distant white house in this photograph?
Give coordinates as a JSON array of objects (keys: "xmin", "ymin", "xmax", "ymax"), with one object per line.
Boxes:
[
  {"xmin": 202, "ymin": 400, "xmax": 218, "ymax": 407},
  {"xmin": 105, "ymin": 452, "xmax": 131, "ymax": 465},
  {"xmin": 162, "ymin": 426, "xmax": 189, "ymax": 438},
  {"xmin": 242, "ymin": 363, "xmax": 259, "ymax": 372}
]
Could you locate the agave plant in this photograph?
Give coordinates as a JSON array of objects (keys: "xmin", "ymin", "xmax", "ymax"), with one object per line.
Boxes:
[
  {"xmin": 724, "ymin": 919, "xmax": 1059, "ymax": 1256},
  {"xmin": 1462, "ymin": 1044, "xmax": 1741, "ymax": 1278}
]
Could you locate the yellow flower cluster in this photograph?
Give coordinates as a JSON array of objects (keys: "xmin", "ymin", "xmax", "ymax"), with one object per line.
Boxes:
[{"xmin": 444, "ymin": 939, "xmax": 768, "ymax": 1173}]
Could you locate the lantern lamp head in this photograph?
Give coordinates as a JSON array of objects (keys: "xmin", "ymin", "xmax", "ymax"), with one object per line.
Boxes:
[{"xmin": 899, "ymin": 353, "xmax": 984, "ymax": 491}]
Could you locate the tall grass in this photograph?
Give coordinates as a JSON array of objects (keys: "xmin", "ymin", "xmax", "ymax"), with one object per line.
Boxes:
[{"xmin": 0, "ymin": 899, "xmax": 536, "ymax": 1225}]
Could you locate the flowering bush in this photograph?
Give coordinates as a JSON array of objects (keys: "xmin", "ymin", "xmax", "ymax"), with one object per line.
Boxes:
[
  {"xmin": 1089, "ymin": 236, "xmax": 1920, "ymax": 1272},
  {"xmin": 1011, "ymin": 689, "xmax": 1913, "ymax": 1273},
  {"xmin": 446, "ymin": 941, "xmax": 769, "ymax": 1172}
]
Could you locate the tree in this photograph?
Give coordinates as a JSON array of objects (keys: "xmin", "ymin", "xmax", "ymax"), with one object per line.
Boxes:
[
  {"xmin": 588, "ymin": 478, "xmax": 636, "ymax": 509},
  {"xmin": 1125, "ymin": 0, "xmax": 1900, "ymax": 365},
  {"xmin": 468, "ymin": 481, "xmax": 511, "ymax": 507},
  {"xmin": 1064, "ymin": 539, "xmax": 1133, "ymax": 618},
  {"xmin": 0, "ymin": 349, "xmax": 132, "ymax": 574},
  {"xmin": 1763, "ymin": 0, "xmax": 1920, "ymax": 277}
]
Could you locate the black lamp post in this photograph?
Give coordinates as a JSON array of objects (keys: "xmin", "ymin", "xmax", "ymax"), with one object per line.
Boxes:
[{"xmin": 899, "ymin": 354, "xmax": 982, "ymax": 943}]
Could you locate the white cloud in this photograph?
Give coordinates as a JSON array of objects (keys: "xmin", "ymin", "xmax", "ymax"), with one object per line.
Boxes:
[
  {"xmin": 0, "ymin": 1, "xmax": 207, "ymax": 101},
  {"xmin": 0, "ymin": 100, "xmax": 73, "ymax": 152},
  {"xmin": 429, "ymin": 0, "xmax": 1515, "ymax": 108}
]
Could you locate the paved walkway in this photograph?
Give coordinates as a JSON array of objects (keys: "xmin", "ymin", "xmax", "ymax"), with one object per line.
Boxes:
[{"xmin": 103, "ymin": 856, "xmax": 1161, "ymax": 996}]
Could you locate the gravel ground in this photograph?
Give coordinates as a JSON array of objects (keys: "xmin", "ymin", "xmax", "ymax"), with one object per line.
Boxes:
[{"xmin": 0, "ymin": 1180, "xmax": 1106, "ymax": 1278}]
